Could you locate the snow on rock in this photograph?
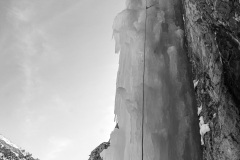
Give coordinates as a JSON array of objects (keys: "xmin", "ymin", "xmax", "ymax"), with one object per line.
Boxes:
[
  {"xmin": 0, "ymin": 135, "xmax": 19, "ymax": 149},
  {"xmin": 102, "ymin": 0, "xmax": 202, "ymax": 159},
  {"xmin": 193, "ymin": 79, "xmax": 199, "ymax": 89},
  {"xmin": 197, "ymin": 104, "xmax": 202, "ymax": 116},
  {"xmin": 0, "ymin": 134, "xmax": 38, "ymax": 160},
  {"xmin": 199, "ymin": 116, "xmax": 210, "ymax": 145}
]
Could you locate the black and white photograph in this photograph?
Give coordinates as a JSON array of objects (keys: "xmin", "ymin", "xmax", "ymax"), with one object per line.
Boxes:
[{"xmin": 0, "ymin": 0, "xmax": 240, "ymax": 160}]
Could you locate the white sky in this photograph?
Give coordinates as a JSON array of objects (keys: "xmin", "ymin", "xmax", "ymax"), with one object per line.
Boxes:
[{"xmin": 0, "ymin": 0, "xmax": 125, "ymax": 159}]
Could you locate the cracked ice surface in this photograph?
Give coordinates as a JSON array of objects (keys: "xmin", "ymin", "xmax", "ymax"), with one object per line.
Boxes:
[{"xmin": 102, "ymin": 0, "xmax": 202, "ymax": 159}]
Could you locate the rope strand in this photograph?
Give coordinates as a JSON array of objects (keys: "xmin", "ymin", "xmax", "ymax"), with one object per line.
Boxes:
[{"xmin": 142, "ymin": 1, "xmax": 147, "ymax": 160}]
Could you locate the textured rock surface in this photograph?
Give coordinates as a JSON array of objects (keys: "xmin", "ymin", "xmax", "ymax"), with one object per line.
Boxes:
[
  {"xmin": 0, "ymin": 135, "xmax": 38, "ymax": 160},
  {"xmin": 183, "ymin": 0, "xmax": 240, "ymax": 159},
  {"xmin": 88, "ymin": 142, "xmax": 110, "ymax": 160}
]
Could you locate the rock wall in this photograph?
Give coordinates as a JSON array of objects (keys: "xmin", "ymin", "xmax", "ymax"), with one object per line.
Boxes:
[
  {"xmin": 88, "ymin": 142, "xmax": 110, "ymax": 160},
  {"xmin": 183, "ymin": 0, "xmax": 240, "ymax": 159}
]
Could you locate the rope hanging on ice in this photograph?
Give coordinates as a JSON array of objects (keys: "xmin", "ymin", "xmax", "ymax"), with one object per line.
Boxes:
[{"xmin": 142, "ymin": 1, "xmax": 147, "ymax": 160}]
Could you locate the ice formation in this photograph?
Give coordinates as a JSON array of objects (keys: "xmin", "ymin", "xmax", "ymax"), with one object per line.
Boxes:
[{"xmin": 102, "ymin": 0, "xmax": 202, "ymax": 159}]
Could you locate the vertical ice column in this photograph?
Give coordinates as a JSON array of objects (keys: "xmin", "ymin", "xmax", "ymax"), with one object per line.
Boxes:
[{"xmin": 102, "ymin": 0, "xmax": 202, "ymax": 160}]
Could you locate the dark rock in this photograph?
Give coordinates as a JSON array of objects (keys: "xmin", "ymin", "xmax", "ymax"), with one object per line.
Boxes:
[
  {"xmin": 88, "ymin": 142, "xmax": 110, "ymax": 160},
  {"xmin": 183, "ymin": 0, "xmax": 240, "ymax": 159}
]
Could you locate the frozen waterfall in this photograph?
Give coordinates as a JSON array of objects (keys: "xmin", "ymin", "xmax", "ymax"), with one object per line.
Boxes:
[{"xmin": 101, "ymin": 0, "xmax": 202, "ymax": 159}]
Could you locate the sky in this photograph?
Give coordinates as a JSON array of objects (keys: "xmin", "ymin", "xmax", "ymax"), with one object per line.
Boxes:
[{"xmin": 0, "ymin": 0, "xmax": 125, "ymax": 159}]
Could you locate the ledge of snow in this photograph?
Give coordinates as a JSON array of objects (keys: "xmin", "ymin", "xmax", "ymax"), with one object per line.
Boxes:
[{"xmin": 0, "ymin": 135, "xmax": 19, "ymax": 149}]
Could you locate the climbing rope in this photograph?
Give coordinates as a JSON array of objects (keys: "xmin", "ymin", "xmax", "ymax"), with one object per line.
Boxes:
[{"xmin": 142, "ymin": 1, "xmax": 148, "ymax": 160}]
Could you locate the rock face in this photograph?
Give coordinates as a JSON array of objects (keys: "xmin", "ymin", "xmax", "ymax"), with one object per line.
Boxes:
[
  {"xmin": 183, "ymin": 0, "xmax": 240, "ymax": 159},
  {"xmin": 88, "ymin": 142, "xmax": 110, "ymax": 160},
  {"xmin": 0, "ymin": 135, "xmax": 39, "ymax": 160}
]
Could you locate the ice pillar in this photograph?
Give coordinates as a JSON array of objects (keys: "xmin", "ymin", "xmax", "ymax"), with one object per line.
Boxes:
[{"xmin": 102, "ymin": 0, "xmax": 202, "ymax": 159}]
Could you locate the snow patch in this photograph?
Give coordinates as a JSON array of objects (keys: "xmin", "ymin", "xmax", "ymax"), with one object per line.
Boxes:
[
  {"xmin": 12, "ymin": 151, "xmax": 19, "ymax": 157},
  {"xmin": 0, "ymin": 135, "xmax": 19, "ymax": 149},
  {"xmin": 199, "ymin": 116, "xmax": 210, "ymax": 145},
  {"xmin": 197, "ymin": 104, "xmax": 202, "ymax": 115},
  {"xmin": 213, "ymin": 113, "xmax": 216, "ymax": 118},
  {"xmin": 234, "ymin": 13, "xmax": 240, "ymax": 22},
  {"xmin": 193, "ymin": 79, "xmax": 199, "ymax": 89}
]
